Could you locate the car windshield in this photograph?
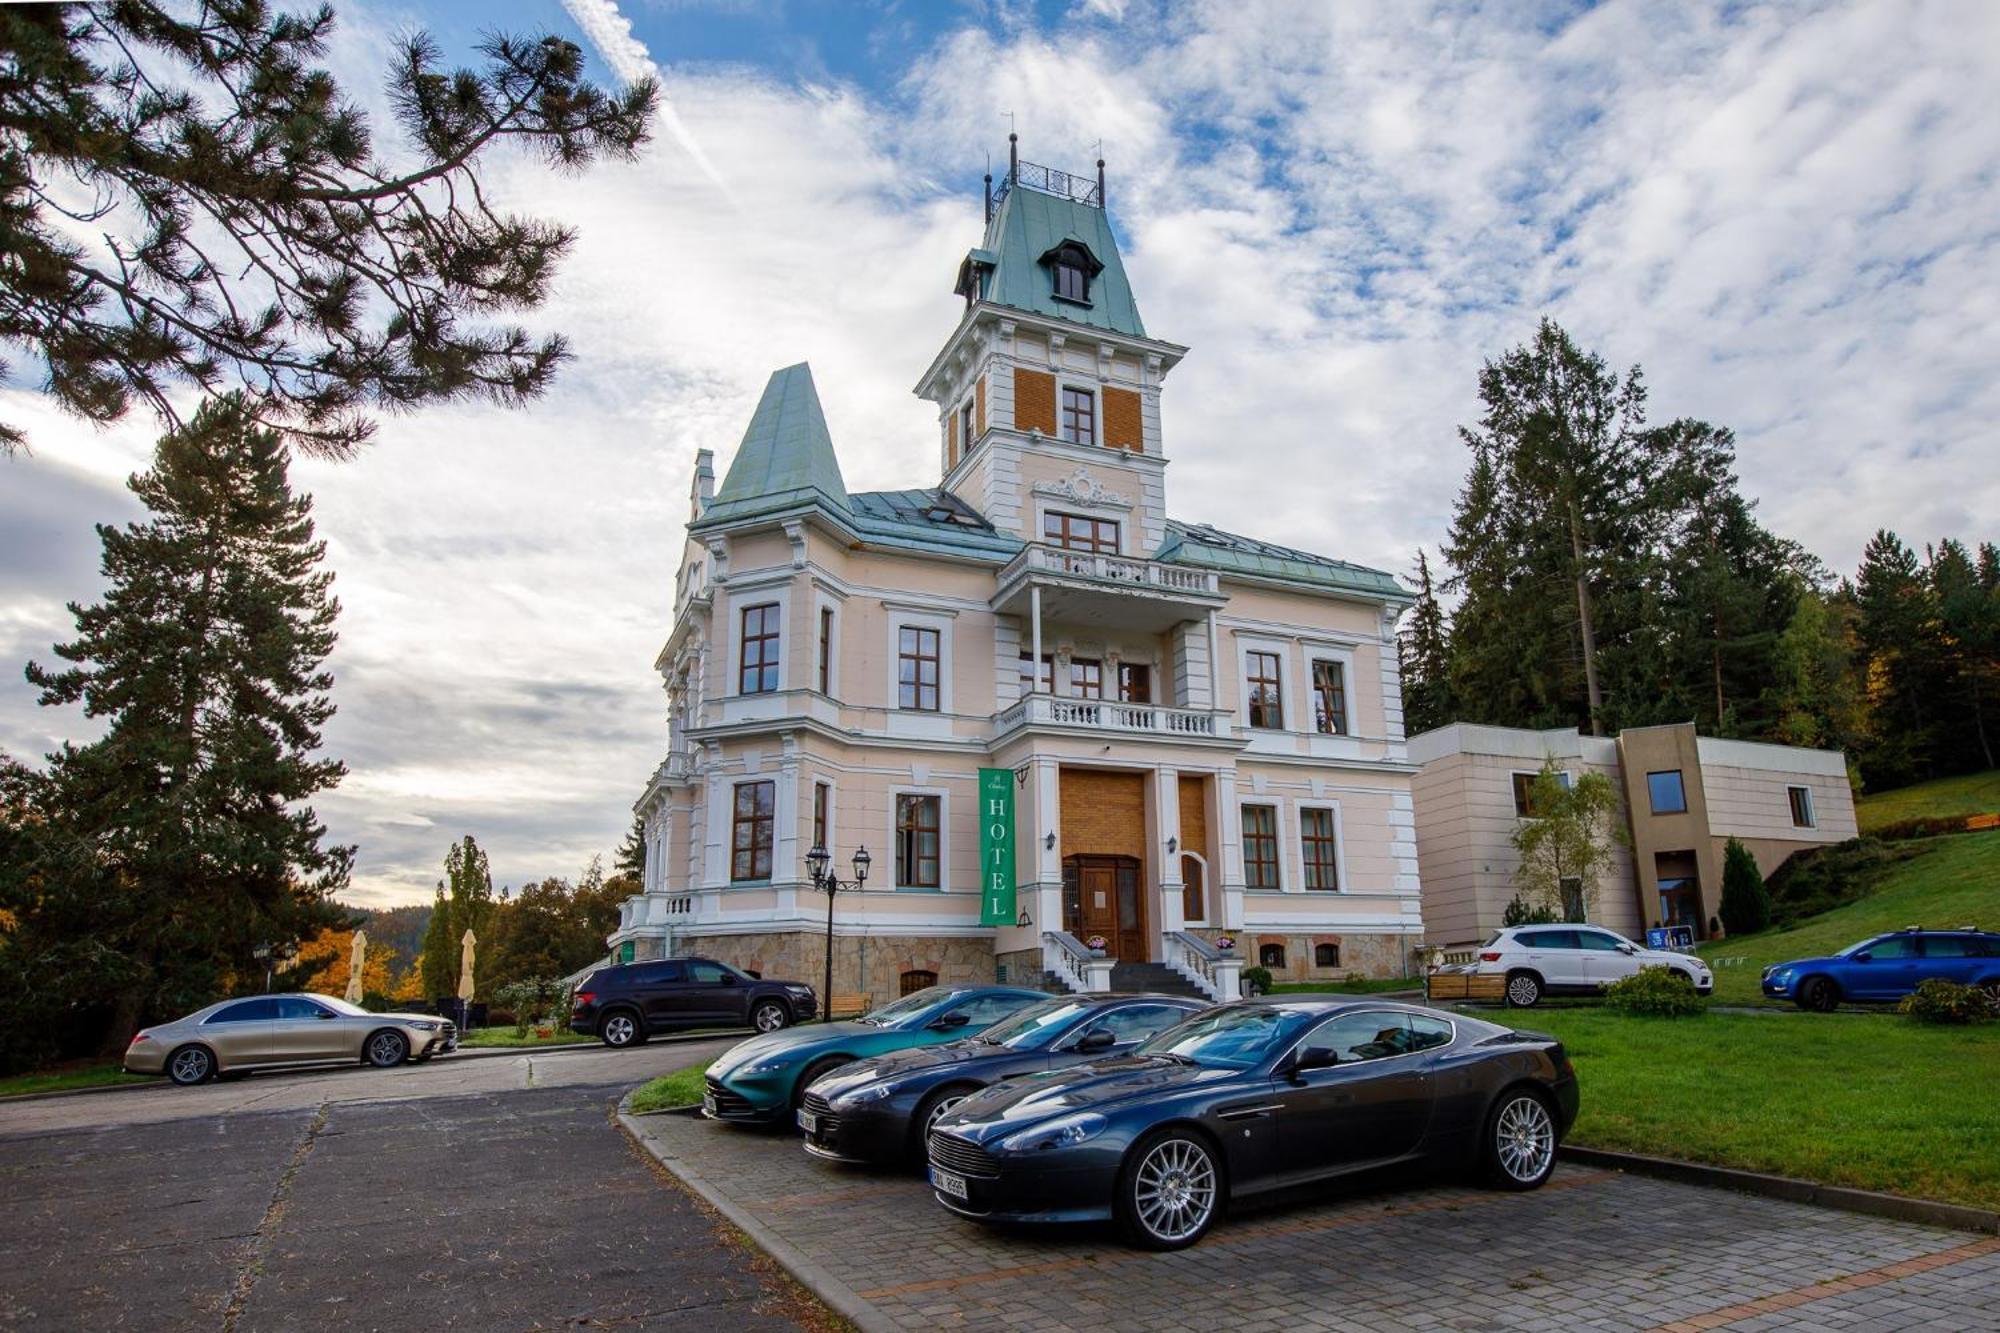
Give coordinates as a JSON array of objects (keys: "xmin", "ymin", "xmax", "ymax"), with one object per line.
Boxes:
[
  {"xmin": 1138, "ymin": 1006, "xmax": 1299, "ymax": 1070},
  {"xmin": 975, "ymin": 998, "xmax": 1094, "ymax": 1049},
  {"xmin": 859, "ymin": 987, "xmax": 962, "ymax": 1027},
  {"xmin": 307, "ymin": 994, "xmax": 369, "ymax": 1016}
]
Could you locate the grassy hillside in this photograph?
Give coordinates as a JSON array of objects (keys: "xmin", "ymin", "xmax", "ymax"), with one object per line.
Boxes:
[
  {"xmin": 1856, "ymin": 769, "xmax": 2000, "ymax": 833},
  {"xmin": 1698, "ymin": 831, "xmax": 2000, "ymax": 1003}
]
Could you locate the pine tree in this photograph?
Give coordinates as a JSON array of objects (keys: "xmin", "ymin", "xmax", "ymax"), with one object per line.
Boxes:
[
  {"xmin": 1854, "ymin": 530, "xmax": 1939, "ymax": 786},
  {"xmin": 1928, "ymin": 539, "xmax": 1997, "ymax": 773},
  {"xmin": 615, "ymin": 814, "xmax": 647, "ymax": 880},
  {"xmin": 22, "ymin": 396, "xmax": 349, "ymax": 1045},
  {"xmin": 419, "ymin": 885, "xmax": 453, "ymax": 1002},
  {"xmin": 1717, "ymin": 837, "xmax": 1772, "ymax": 936},
  {"xmin": 1399, "ymin": 549, "xmax": 1453, "ymax": 736},
  {"xmin": 0, "ymin": 3, "xmax": 656, "ymax": 456}
]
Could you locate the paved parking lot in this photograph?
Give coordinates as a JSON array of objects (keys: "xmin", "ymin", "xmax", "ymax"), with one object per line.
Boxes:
[{"xmin": 625, "ymin": 1110, "xmax": 2000, "ymax": 1332}]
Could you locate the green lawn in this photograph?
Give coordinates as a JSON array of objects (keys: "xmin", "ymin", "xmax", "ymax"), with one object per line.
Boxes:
[
  {"xmin": 459, "ymin": 1027, "xmax": 595, "ymax": 1049},
  {"xmin": 1493, "ymin": 1007, "xmax": 2000, "ymax": 1211},
  {"xmin": 629, "ymin": 1062, "xmax": 707, "ymax": 1114},
  {"xmin": 1697, "ymin": 832, "xmax": 2000, "ymax": 1004},
  {"xmin": 1857, "ymin": 769, "xmax": 2000, "ymax": 833},
  {"xmin": 0, "ymin": 1061, "xmax": 150, "ymax": 1099},
  {"xmin": 1269, "ymin": 977, "xmax": 1422, "ymax": 995}
]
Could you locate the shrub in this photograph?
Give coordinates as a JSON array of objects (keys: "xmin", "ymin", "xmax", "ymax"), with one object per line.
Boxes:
[
  {"xmin": 1603, "ymin": 966, "xmax": 1705, "ymax": 1018},
  {"xmin": 1870, "ymin": 815, "xmax": 1992, "ymax": 841},
  {"xmin": 1241, "ymin": 966, "xmax": 1273, "ymax": 997},
  {"xmin": 1717, "ymin": 837, "xmax": 1772, "ymax": 936},
  {"xmin": 1502, "ymin": 894, "xmax": 1559, "ymax": 928},
  {"xmin": 493, "ymin": 977, "xmax": 569, "ymax": 1036},
  {"xmin": 1897, "ymin": 979, "xmax": 1997, "ymax": 1025}
]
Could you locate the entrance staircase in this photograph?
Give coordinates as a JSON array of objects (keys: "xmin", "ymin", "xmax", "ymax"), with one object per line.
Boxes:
[{"xmin": 1108, "ymin": 961, "xmax": 1207, "ymax": 999}]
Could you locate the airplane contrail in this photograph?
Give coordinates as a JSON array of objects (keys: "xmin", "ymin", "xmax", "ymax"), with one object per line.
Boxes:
[{"xmin": 560, "ymin": 0, "xmax": 736, "ymax": 202}]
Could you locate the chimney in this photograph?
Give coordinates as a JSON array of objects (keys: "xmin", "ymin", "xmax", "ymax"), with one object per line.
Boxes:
[{"xmin": 690, "ymin": 448, "xmax": 715, "ymax": 521}]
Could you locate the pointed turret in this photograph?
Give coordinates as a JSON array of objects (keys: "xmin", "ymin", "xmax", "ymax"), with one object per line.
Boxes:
[
  {"xmin": 955, "ymin": 164, "xmax": 1147, "ymax": 339},
  {"xmin": 698, "ymin": 363, "xmax": 849, "ymax": 527}
]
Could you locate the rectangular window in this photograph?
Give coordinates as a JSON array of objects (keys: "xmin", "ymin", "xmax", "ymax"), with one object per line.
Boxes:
[
  {"xmin": 1118, "ymin": 663, "xmax": 1151, "ymax": 703},
  {"xmin": 1242, "ymin": 805, "xmax": 1279, "ymax": 890},
  {"xmin": 1787, "ymin": 784, "xmax": 1815, "ymax": 828},
  {"xmin": 1069, "ymin": 657, "xmax": 1103, "ymax": 699},
  {"xmin": 1060, "ymin": 386, "xmax": 1095, "ymax": 445},
  {"xmin": 730, "ymin": 780, "xmax": 775, "ymax": 881},
  {"xmin": 1018, "ymin": 652, "xmax": 1053, "ymax": 695},
  {"xmin": 1647, "ymin": 769, "xmax": 1688, "ymax": 815},
  {"xmin": 817, "ymin": 607, "xmax": 833, "ymax": 694},
  {"xmin": 1043, "ymin": 510, "xmax": 1119, "ymax": 554},
  {"xmin": 959, "ymin": 401, "xmax": 974, "ymax": 458},
  {"xmin": 895, "ymin": 794, "xmax": 941, "ymax": 888},
  {"xmin": 898, "ymin": 626, "xmax": 941, "ymax": 711},
  {"xmin": 1055, "ymin": 262, "xmax": 1087, "ymax": 303},
  {"xmin": 1246, "ymin": 651, "xmax": 1284, "ymax": 728},
  {"xmin": 1301, "ymin": 808, "xmax": 1340, "ymax": 891},
  {"xmin": 1311, "ymin": 659, "xmax": 1348, "ymax": 735},
  {"xmin": 812, "ymin": 783, "xmax": 829, "ymax": 852},
  {"xmin": 1511, "ymin": 770, "xmax": 1574, "ymax": 818},
  {"xmin": 738, "ymin": 603, "xmax": 781, "ymax": 694}
]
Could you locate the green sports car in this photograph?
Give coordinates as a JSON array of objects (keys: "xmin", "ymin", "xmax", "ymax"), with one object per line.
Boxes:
[{"xmin": 702, "ymin": 984, "xmax": 1046, "ymax": 1125}]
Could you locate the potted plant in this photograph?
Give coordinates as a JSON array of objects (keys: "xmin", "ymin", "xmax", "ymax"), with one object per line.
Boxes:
[
  {"xmin": 1084, "ymin": 934, "xmax": 1108, "ymax": 957},
  {"xmin": 1213, "ymin": 935, "xmax": 1235, "ymax": 953}
]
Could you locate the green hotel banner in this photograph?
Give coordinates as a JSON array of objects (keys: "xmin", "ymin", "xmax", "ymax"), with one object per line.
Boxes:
[{"xmin": 977, "ymin": 767, "xmax": 1017, "ymax": 926}]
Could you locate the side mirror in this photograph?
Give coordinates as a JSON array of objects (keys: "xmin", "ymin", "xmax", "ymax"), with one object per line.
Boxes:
[
  {"xmin": 1075, "ymin": 1028, "xmax": 1115, "ymax": 1053},
  {"xmin": 1288, "ymin": 1047, "xmax": 1340, "ymax": 1078},
  {"xmin": 719, "ymin": 974, "xmax": 738, "ymax": 985},
  {"xmin": 1853, "ymin": 951, "xmax": 1872, "ymax": 963},
  {"xmin": 1619, "ymin": 943, "xmax": 1638, "ymax": 955},
  {"xmin": 315, "ymin": 1010, "xmax": 337, "ymax": 1020},
  {"xmin": 930, "ymin": 1011, "xmax": 971, "ymax": 1030}
]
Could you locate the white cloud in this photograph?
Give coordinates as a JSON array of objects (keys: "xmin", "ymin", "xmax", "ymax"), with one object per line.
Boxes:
[{"xmin": 3, "ymin": 0, "xmax": 1994, "ymax": 905}]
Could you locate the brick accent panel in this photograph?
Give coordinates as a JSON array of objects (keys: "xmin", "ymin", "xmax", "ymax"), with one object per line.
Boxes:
[
  {"xmin": 1059, "ymin": 769, "xmax": 1145, "ymax": 859},
  {"xmin": 1178, "ymin": 776, "xmax": 1208, "ymax": 860},
  {"xmin": 976, "ymin": 376, "xmax": 987, "ymax": 436},
  {"xmin": 1014, "ymin": 368, "xmax": 1056, "ymax": 435},
  {"xmin": 946, "ymin": 413, "xmax": 957, "ymax": 467},
  {"xmin": 1104, "ymin": 386, "xmax": 1142, "ymax": 451}
]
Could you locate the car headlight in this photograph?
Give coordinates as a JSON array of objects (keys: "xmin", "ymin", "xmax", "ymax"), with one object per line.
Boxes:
[
  {"xmin": 998, "ymin": 1111, "xmax": 1107, "ymax": 1153},
  {"xmin": 787, "ymin": 985, "xmax": 813, "ymax": 996},
  {"xmin": 408, "ymin": 1020, "xmax": 440, "ymax": 1031},
  {"xmin": 844, "ymin": 1082, "xmax": 895, "ymax": 1105},
  {"xmin": 1771, "ymin": 967, "xmax": 1794, "ymax": 983},
  {"xmin": 738, "ymin": 1056, "xmax": 793, "ymax": 1077}
]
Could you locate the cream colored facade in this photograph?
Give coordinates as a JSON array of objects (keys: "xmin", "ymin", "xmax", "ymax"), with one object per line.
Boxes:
[
  {"xmin": 1409, "ymin": 721, "xmax": 1858, "ymax": 947},
  {"xmin": 610, "ymin": 157, "xmax": 1423, "ymax": 1002}
]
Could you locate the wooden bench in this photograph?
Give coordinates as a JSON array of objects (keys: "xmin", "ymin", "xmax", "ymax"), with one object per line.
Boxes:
[
  {"xmin": 827, "ymin": 992, "xmax": 873, "ymax": 1019},
  {"xmin": 1426, "ymin": 971, "xmax": 1506, "ymax": 1003}
]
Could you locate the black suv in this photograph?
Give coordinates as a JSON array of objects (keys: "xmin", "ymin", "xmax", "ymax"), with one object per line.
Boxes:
[{"xmin": 571, "ymin": 957, "xmax": 817, "ymax": 1046}]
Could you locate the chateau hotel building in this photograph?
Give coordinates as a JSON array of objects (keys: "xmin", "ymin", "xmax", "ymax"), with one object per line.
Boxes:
[{"xmin": 609, "ymin": 148, "xmax": 1424, "ymax": 1001}]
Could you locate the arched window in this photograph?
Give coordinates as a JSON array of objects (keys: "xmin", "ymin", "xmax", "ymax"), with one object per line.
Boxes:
[
  {"xmin": 899, "ymin": 969, "xmax": 937, "ymax": 996},
  {"xmin": 1259, "ymin": 943, "xmax": 1286, "ymax": 969},
  {"xmin": 1315, "ymin": 943, "xmax": 1341, "ymax": 969}
]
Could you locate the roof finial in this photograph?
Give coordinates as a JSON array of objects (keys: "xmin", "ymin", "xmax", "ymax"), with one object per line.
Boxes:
[
  {"xmin": 1008, "ymin": 126, "xmax": 1019, "ymax": 182},
  {"xmin": 984, "ymin": 148, "xmax": 993, "ymax": 223}
]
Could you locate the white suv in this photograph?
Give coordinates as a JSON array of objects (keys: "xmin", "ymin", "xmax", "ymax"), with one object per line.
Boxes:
[{"xmin": 1476, "ymin": 926, "xmax": 1714, "ymax": 1007}]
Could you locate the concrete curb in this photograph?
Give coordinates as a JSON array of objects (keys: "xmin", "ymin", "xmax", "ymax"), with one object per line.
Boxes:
[
  {"xmin": 1560, "ymin": 1145, "xmax": 2000, "ymax": 1236},
  {"xmin": 619, "ymin": 1099, "xmax": 896, "ymax": 1333}
]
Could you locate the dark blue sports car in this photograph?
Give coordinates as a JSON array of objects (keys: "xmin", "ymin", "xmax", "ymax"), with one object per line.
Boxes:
[
  {"xmin": 799, "ymin": 993, "xmax": 1208, "ymax": 1165},
  {"xmin": 926, "ymin": 997, "xmax": 1579, "ymax": 1249}
]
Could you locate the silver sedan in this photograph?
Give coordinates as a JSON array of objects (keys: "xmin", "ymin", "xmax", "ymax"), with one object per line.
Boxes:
[{"xmin": 123, "ymin": 993, "xmax": 458, "ymax": 1085}]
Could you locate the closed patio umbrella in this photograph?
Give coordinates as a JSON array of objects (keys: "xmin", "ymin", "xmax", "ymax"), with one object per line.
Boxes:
[
  {"xmin": 345, "ymin": 930, "xmax": 368, "ymax": 1003},
  {"xmin": 458, "ymin": 928, "xmax": 476, "ymax": 1001}
]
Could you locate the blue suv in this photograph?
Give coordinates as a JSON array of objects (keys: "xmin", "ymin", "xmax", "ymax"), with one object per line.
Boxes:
[{"xmin": 1762, "ymin": 928, "xmax": 2000, "ymax": 1011}]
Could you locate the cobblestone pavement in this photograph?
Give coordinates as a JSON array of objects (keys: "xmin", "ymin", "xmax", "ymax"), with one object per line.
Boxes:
[{"xmin": 626, "ymin": 1110, "xmax": 2000, "ymax": 1332}]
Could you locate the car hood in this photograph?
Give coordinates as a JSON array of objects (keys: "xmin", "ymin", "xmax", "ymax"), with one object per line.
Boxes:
[
  {"xmin": 373, "ymin": 1011, "xmax": 447, "ymax": 1025},
  {"xmin": 814, "ymin": 1038, "xmax": 1010, "ymax": 1100},
  {"xmin": 707, "ymin": 1021, "xmax": 883, "ymax": 1075},
  {"xmin": 938, "ymin": 1055, "xmax": 1241, "ymax": 1139},
  {"xmin": 1763, "ymin": 956, "xmax": 1840, "ymax": 973}
]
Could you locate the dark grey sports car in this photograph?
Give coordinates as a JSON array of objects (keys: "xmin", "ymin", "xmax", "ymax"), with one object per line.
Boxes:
[
  {"xmin": 926, "ymin": 997, "xmax": 1579, "ymax": 1250},
  {"xmin": 800, "ymin": 993, "xmax": 1207, "ymax": 1165}
]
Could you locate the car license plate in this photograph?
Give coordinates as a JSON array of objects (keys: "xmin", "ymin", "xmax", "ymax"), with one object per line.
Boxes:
[
  {"xmin": 797, "ymin": 1109, "xmax": 817, "ymax": 1134},
  {"xmin": 701, "ymin": 1093, "xmax": 717, "ymax": 1118},
  {"xmin": 930, "ymin": 1167, "xmax": 968, "ymax": 1201}
]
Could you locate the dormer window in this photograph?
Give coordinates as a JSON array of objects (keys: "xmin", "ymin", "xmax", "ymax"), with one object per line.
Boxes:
[{"xmin": 1039, "ymin": 240, "xmax": 1102, "ymax": 307}]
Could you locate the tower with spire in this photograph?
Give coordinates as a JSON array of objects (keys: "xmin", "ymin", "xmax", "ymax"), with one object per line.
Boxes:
[{"xmin": 614, "ymin": 143, "xmax": 1423, "ymax": 1007}]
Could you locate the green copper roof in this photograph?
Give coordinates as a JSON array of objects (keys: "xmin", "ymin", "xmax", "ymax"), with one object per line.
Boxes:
[
  {"xmin": 976, "ymin": 184, "xmax": 1147, "ymax": 338},
  {"xmin": 846, "ymin": 489, "xmax": 1022, "ymax": 561},
  {"xmin": 698, "ymin": 363, "xmax": 849, "ymax": 526},
  {"xmin": 1156, "ymin": 521, "xmax": 1409, "ymax": 602}
]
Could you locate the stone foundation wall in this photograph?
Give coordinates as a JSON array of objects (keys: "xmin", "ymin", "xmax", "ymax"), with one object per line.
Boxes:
[
  {"xmin": 677, "ymin": 932, "xmax": 998, "ymax": 1007},
  {"xmin": 1207, "ymin": 930, "xmax": 1418, "ymax": 982},
  {"xmin": 994, "ymin": 947, "xmax": 1056, "ymax": 992}
]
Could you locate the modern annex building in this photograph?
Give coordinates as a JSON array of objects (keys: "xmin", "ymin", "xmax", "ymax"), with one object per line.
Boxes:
[
  {"xmin": 1409, "ymin": 720, "xmax": 1859, "ymax": 947},
  {"xmin": 608, "ymin": 147, "xmax": 1422, "ymax": 1001}
]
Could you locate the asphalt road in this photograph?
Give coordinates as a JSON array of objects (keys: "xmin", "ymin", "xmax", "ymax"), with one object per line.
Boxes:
[{"xmin": 0, "ymin": 1038, "xmax": 823, "ymax": 1332}]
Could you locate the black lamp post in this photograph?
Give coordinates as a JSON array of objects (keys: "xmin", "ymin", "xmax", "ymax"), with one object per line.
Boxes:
[{"xmin": 805, "ymin": 842, "xmax": 870, "ymax": 1023}]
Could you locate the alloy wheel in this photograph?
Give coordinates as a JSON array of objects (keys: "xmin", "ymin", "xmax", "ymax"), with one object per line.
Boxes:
[
  {"xmin": 754, "ymin": 1002, "xmax": 788, "ymax": 1033},
  {"xmin": 604, "ymin": 1014, "xmax": 636, "ymax": 1046},
  {"xmin": 1506, "ymin": 973, "xmax": 1541, "ymax": 1007},
  {"xmin": 1494, "ymin": 1095, "xmax": 1556, "ymax": 1184},
  {"xmin": 1132, "ymin": 1137, "xmax": 1217, "ymax": 1244},
  {"xmin": 924, "ymin": 1093, "xmax": 968, "ymax": 1136},
  {"xmin": 367, "ymin": 1032, "xmax": 407, "ymax": 1067},
  {"xmin": 169, "ymin": 1047, "xmax": 211, "ymax": 1085}
]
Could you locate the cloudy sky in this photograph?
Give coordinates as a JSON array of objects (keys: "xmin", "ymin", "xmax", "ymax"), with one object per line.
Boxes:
[{"xmin": 3, "ymin": 0, "xmax": 1995, "ymax": 907}]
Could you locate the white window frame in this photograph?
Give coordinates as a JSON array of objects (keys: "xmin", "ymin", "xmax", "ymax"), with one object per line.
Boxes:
[
  {"xmin": 727, "ymin": 582, "xmax": 792, "ymax": 699},
  {"xmin": 1239, "ymin": 801, "xmax": 1286, "ymax": 892},
  {"xmin": 885, "ymin": 607, "xmax": 955, "ymax": 714},
  {"xmin": 812, "ymin": 588, "xmax": 841, "ymax": 699},
  {"xmin": 810, "ymin": 778, "xmax": 835, "ymax": 856},
  {"xmin": 1059, "ymin": 381, "xmax": 1098, "ymax": 446},
  {"xmin": 1295, "ymin": 800, "xmax": 1347, "ymax": 894},
  {"xmin": 1305, "ymin": 648, "xmax": 1357, "ymax": 736},
  {"xmin": 886, "ymin": 786, "xmax": 951, "ymax": 892},
  {"xmin": 1236, "ymin": 636, "xmax": 1291, "ymax": 732},
  {"xmin": 1787, "ymin": 784, "xmax": 1817, "ymax": 829}
]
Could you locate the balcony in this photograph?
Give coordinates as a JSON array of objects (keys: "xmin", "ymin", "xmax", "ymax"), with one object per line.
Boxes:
[
  {"xmin": 995, "ymin": 693, "xmax": 1234, "ymax": 742},
  {"xmin": 993, "ymin": 544, "xmax": 1225, "ymax": 633}
]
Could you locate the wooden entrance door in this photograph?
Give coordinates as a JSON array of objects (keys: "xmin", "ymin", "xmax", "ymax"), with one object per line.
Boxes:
[
  {"xmin": 1064, "ymin": 855, "xmax": 1147, "ymax": 962},
  {"xmin": 1181, "ymin": 854, "xmax": 1206, "ymax": 924}
]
